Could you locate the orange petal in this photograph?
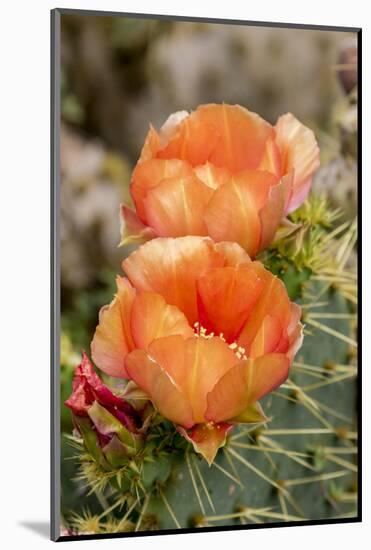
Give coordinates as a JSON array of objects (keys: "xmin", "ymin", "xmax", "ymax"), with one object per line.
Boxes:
[
  {"xmin": 178, "ymin": 423, "xmax": 232, "ymax": 465},
  {"xmin": 91, "ymin": 277, "xmax": 136, "ymax": 378},
  {"xmin": 288, "ymin": 302, "xmax": 302, "ymax": 333},
  {"xmin": 197, "ymin": 265, "xmax": 263, "ymax": 343},
  {"xmin": 137, "ymin": 124, "xmax": 160, "ymax": 163},
  {"xmin": 158, "ymin": 110, "xmax": 189, "ymax": 147},
  {"xmin": 204, "ymin": 171, "xmax": 275, "ymax": 255},
  {"xmin": 215, "ymin": 241, "xmax": 252, "ymax": 267},
  {"xmin": 119, "ymin": 204, "xmax": 156, "ymax": 247},
  {"xmin": 258, "ymin": 173, "xmax": 293, "ymax": 251},
  {"xmin": 183, "ymin": 337, "xmax": 238, "ymax": 423},
  {"xmin": 206, "ymin": 354, "xmax": 289, "ymax": 423},
  {"xmin": 143, "ymin": 175, "xmax": 213, "ymax": 237},
  {"xmin": 258, "ymin": 135, "xmax": 282, "ymax": 176},
  {"xmin": 274, "ymin": 113, "xmax": 320, "ymax": 212},
  {"xmin": 146, "ymin": 336, "xmax": 237, "ymax": 424},
  {"xmin": 125, "ymin": 348, "xmax": 194, "ymax": 428},
  {"xmin": 286, "ymin": 303, "xmax": 304, "ymax": 361},
  {"xmin": 196, "ymin": 104, "xmax": 274, "ymax": 172},
  {"xmin": 287, "ymin": 325, "xmax": 304, "ymax": 361},
  {"xmin": 130, "ymin": 292, "xmax": 193, "ymax": 349},
  {"xmin": 157, "ymin": 112, "xmax": 219, "ymax": 166},
  {"xmin": 131, "ymin": 159, "xmax": 194, "ymax": 221},
  {"xmin": 194, "ymin": 162, "xmax": 232, "ymax": 190},
  {"xmin": 145, "ymin": 335, "xmax": 189, "ymax": 390},
  {"xmin": 238, "ymin": 262, "xmax": 291, "ymax": 353},
  {"xmin": 249, "ymin": 315, "xmax": 283, "ymax": 359},
  {"xmin": 123, "ymin": 237, "xmax": 225, "ymax": 325}
]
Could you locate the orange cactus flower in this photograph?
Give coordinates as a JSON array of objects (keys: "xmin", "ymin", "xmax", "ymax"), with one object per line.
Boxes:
[
  {"xmin": 91, "ymin": 237, "xmax": 303, "ymax": 464},
  {"xmin": 120, "ymin": 104, "xmax": 320, "ymax": 256}
]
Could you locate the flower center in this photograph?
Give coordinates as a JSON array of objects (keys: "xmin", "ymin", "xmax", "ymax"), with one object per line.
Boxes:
[{"xmin": 193, "ymin": 322, "xmax": 247, "ymax": 360}]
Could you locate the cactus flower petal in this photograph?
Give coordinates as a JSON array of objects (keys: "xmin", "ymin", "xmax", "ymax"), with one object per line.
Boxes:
[
  {"xmin": 144, "ymin": 175, "xmax": 213, "ymax": 237},
  {"xmin": 91, "ymin": 277, "xmax": 136, "ymax": 378},
  {"xmin": 158, "ymin": 103, "xmax": 272, "ymax": 172},
  {"xmin": 214, "ymin": 241, "xmax": 252, "ymax": 266},
  {"xmin": 248, "ymin": 315, "xmax": 284, "ymax": 358},
  {"xmin": 119, "ymin": 204, "xmax": 156, "ymax": 247},
  {"xmin": 126, "ymin": 336, "xmax": 237, "ymax": 426},
  {"xmin": 205, "ymin": 354, "xmax": 289, "ymax": 423},
  {"xmin": 125, "ymin": 347, "xmax": 194, "ymax": 428},
  {"xmin": 123, "ymin": 236, "xmax": 226, "ymax": 324},
  {"xmin": 91, "ymin": 277, "xmax": 193, "ymax": 378},
  {"xmin": 65, "ymin": 351, "xmax": 137, "ymax": 424},
  {"xmin": 258, "ymin": 173, "xmax": 293, "ymax": 250},
  {"xmin": 157, "ymin": 109, "xmax": 220, "ymax": 166},
  {"xmin": 196, "ymin": 265, "xmax": 263, "ymax": 343},
  {"xmin": 274, "ymin": 113, "xmax": 320, "ymax": 213},
  {"xmin": 131, "ymin": 159, "xmax": 194, "ymax": 222},
  {"xmin": 178, "ymin": 423, "xmax": 233, "ymax": 466},
  {"xmin": 238, "ymin": 262, "xmax": 292, "ymax": 354},
  {"xmin": 204, "ymin": 171, "xmax": 278, "ymax": 256},
  {"xmin": 130, "ymin": 291, "xmax": 193, "ymax": 349}
]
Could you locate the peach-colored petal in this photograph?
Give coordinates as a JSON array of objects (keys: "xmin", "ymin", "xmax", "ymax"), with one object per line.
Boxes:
[
  {"xmin": 214, "ymin": 241, "xmax": 252, "ymax": 267},
  {"xmin": 158, "ymin": 110, "xmax": 189, "ymax": 147},
  {"xmin": 287, "ymin": 325, "xmax": 304, "ymax": 361},
  {"xmin": 130, "ymin": 292, "xmax": 193, "ymax": 349},
  {"xmin": 145, "ymin": 335, "xmax": 189, "ymax": 390},
  {"xmin": 288, "ymin": 302, "xmax": 302, "ymax": 333},
  {"xmin": 122, "ymin": 237, "xmax": 225, "ymax": 325},
  {"xmin": 125, "ymin": 349, "xmax": 194, "ymax": 428},
  {"xmin": 91, "ymin": 277, "xmax": 136, "ymax": 378},
  {"xmin": 197, "ymin": 265, "xmax": 263, "ymax": 343},
  {"xmin": 143, "ymin": 175, "xmax": 213, "ymax": 237},
  {"xmin": 258, "ymin": 136, "xmax": 282, "ymax": 176},
  {"xmin": 258, "ymin": 173, "xmax": 293, "ymax": 251},
  {"xmin": 156, "ymin": 104, "xmax": 274, "ymax": 172},
  {"xmin": 249, "ymin": 315, "xmax": 283, "ymax": 359},
  {"xmin": 183, "ymin": 337, "xmax": 238, "ymax": 423},
  {"xmin": 137, "ymin": 124, "xmax": 160, "ymax": 163},
  {"xmin": 131, "ymin": 159, "xmax": 194, "ymax": 222},
  {"xmin": 247, "ymin": 354, "xmax": 290, "ymax": 402},
  {"xmin": 196, "ymin": 104, "xmax": 274, "ymax": 172},
  {"xmin": 178, "ymin": 423, "xmax": 232, "ymax": 465},
  {"xmin": 157, "ymin": 112, "xmax": 219, "ymax": 166},
  {"xmin": 286, "ymin": 303, "xmax": 304, "ymax": 361},
  {"xmin": 119, "ymin": 204, "xmax": 157, "ymax": 247},
  {"xmin": 274, "ymin": 113, "xmax": 320, "ymax": 212},
  {"xmin": 145, "ymin": 336, "xmax": 237, "ymax": 423},
  {"xmin": 194, "ymin": 162, "xmax": 232, "ymax": 190},
  {"xmin": 238, "ymin": 263, "xmax": 291, "ymax": 352},
  {"xmin": 206, "ymin": 354, "xmax": 289, "ymax": 423},
  {"xmin": 204, "ymin": 171, "xmax": 276, "ymax": 256},
  {"xmin": 274, "ymin": 303, "xmax": 303, "ymax": 358}
]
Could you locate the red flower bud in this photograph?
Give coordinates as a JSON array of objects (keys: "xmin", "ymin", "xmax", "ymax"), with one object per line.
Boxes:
[{"xmin": 65, "ymin": 353, "xmax": 145, "ymax": 467}]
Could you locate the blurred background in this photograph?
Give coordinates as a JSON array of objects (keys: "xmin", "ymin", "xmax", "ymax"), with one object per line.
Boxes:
[{"xmin": 59, "ymin": 13, "xmax": 358, "ymax": 502}]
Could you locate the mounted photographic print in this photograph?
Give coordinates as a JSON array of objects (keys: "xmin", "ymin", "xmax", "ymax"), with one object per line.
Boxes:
[{"xmin": 51, "ymin": 8, "xmax": 361, "ymax": 542}]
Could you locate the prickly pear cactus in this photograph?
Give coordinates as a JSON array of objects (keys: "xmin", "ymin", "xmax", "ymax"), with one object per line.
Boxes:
[
  {"xmin": 143, "ymin": 285, "xmax": 357, "ymax": 530},
  {"xmin": 61, "ymin": 196, "xmax": 357, "ymax": 535}
]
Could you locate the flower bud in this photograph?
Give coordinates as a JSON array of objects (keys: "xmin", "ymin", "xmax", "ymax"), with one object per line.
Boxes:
[{"xmin": 65, "ymin": 352, "xmax": 145, "ymax": 469}]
